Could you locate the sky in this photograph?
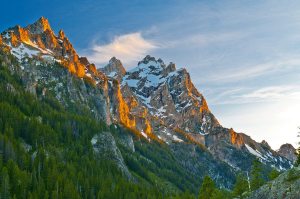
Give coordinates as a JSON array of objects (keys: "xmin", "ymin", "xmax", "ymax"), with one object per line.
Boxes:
[{"xmin": 1, "ymin": 0, "xmax": 300, "ymax": 149}]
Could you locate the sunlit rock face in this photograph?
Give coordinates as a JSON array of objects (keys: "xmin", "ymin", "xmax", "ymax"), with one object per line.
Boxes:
[
  {"xmin": 0, "ymin": 17, "xmax": 90, "ymax": 78},
  {"xmin": 0, "ymin": 17, "xmax": 294, "ymax": 173}
]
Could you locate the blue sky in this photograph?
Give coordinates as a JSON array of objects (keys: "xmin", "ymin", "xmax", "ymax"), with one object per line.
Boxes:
[{"xmin": 2, "ymin": 0, "xmax": 300, "ymax": 149}]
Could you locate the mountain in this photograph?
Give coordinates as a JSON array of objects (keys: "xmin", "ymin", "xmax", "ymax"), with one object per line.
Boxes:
[
  {"xmin": 277, "ymin": 144, "xmax": 297, "ymax": 162},
  {"xmin": 0, "ymin": 17, "xmax": 295, "ymax": 193}
]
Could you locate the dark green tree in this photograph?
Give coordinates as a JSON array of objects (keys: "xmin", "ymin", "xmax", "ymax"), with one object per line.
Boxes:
[
  {"xmin": 1, "ymin": 167, "xmax": 10, "ymax": 199},
  {"xmin": 250, "ymin": 159, "xmax": 265, "ymax": 191},
  {"xmin": 268, "ymin": 168, "xmax": 280, "ymax": 180},
  {"xmin": 198, "ymin": 175, "xmax": 216, "ymax": 199},
  {"xmin": 233, "ymin": 172, "xmax": 249, "ymax": 197},
  {"xmin": 296, "ymin": 128, "xmax": 300, "ymax": 167}
]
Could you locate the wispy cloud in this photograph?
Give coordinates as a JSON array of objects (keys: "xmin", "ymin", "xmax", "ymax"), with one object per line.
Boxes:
[
  {"xmin": 208, "ymin": 85, "xmax": 300, "ymax": 106},
  {"xmin": 241, "ymin": 86, "xmax": 300, "ymax": 100},
  {"xmin": 85, "ymin": 32, "xmax": 157, "ymax": 66},
  {"xmin": 204, "ymin": 58, "xmax": 300, "ymax": 83},
  {"xmin": 162, "ymin": 31, "xmax": 246, "ymax": 49}
]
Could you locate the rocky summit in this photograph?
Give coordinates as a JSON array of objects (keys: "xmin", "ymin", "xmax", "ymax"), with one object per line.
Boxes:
[
  {"xmin": 277, "ymin": 144, "xmax": 297, "ymax": 162},
  {"xmin": 0, "ymin": 17, "xmax": 296, "ymax": 189}
]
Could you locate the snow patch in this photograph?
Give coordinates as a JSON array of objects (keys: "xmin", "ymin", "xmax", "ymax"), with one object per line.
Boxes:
[
  {"xmin": 10, "ymin": 43, "xmax": 40, "ymax": 60},
  {"xmin": 245, "ymin": 144, "xmax": 264, "ymax": 159},
  {"xmin": 91, "ymin": 136, "xmax": 98, "ymax": 145},
  {"xmin": 141, "ymin": 131, "xmax": 148, "ymax": 139},
  {"xmin": 172, "ymin": 135, "xmax": 183, "ymax": 142}
]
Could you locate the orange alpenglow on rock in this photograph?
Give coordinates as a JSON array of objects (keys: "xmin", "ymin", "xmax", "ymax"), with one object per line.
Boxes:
[
  {"xmin": 58, "ymin": 30, "xmax": 65, "ymax": 39},
  {"xmin": 26, "ymin": 16, "xmax": 52, "ymax": 34},
  {"xmin": 15, "ymin": 26, "xmax": 31, "ymax": 44},
  {"xmin": 229, "ymin": 128, "xmax": 244, "ymax": 147},
  {"xmin": 10, "ymin": 33, "xmax": 19, "ymax": 47},
  {"xmin": 200, "ymin": 98, "xmax": 209, "ymax": 112},
  {"xmin": 1, "ymin": 17, "xmax": 89, "ymax": 79},
  {"xmin": 116, "ymin": 83, "xmax": 136, "ymax": 128},
  {"xmin": 144, "ymin": 119, "xmax": 152, "ymax": 135}
]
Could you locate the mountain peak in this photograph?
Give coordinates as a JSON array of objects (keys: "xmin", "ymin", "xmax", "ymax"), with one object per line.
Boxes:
[
  {"xmin": 58, "ymin": 29, "xmax": 65, "ymax": 39},
  {"xmin": 140, "ymin": 55, "xmax": 156, "ymax": 63},
  {"xmin": 277, "ymin": 143, "xmax": 297, "ymax": 162},
  {"xmin": 99, "ymin": 57, "xmax": 126, "ymax": 81},
  {"xmin": 26, "ymin": 16, "xmax": 52, "ymax": 34},
  {"xmin": 138, "ymin": 55, "xmax": 165, "ymax": 68}
]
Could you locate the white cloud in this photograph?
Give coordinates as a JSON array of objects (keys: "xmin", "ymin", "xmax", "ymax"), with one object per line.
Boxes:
[
  {"xmin": 203, "ymin": 58, "xmax": 300, "ymax": 83},
  {"xmin": 163, "ymin": 31, "xmax": 245, "ymax": 48},
  {"xmin": 241, "ymin": 86, "xmax": 300, "ymax": 100},
  {"xmin": 204, "ymin": 85, "xmax": 300, "ymax": 106},
  {"xmin": 86, "ymin": 32, "xmax": 157, "ymax": 66}
]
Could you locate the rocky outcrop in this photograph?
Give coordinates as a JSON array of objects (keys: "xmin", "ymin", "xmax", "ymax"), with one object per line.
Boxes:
[
  {"xmin": 91, "ymin": 132, "xmax": 132, "ymax": 180},
  {"xmin": 277, "ymin": 144, "xmax": 297, "ymax": 162},
  {"xmin": 247, "ymin": 166, "xmax": 300, "ymax": 199}
]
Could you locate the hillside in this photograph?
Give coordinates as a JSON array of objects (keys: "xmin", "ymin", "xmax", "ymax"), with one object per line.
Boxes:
[{"xmin": 247, "ymin": 166, "xmax": 300, "ymax": 199}]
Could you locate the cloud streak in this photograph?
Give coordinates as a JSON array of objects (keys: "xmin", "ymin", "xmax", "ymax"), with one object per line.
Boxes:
[
  {"xmin": 203, "ymin": 58, "xmax": 300, "ymax": 83},
  {"xmin": 241, "ymin": 86, "xmax": 300, "ymax": 101},
  {"xmin": 86, "ymin": 32, "xmax": 157, "ymax": 66},
  {"xmin": 207, "ymin": 85, "xmax": 300, "ymax": 106}
]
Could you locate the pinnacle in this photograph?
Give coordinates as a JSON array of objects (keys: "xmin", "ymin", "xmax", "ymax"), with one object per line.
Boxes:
[
  {"xmin": 58, "ymin": 29, "xmax": 65, "ymax": 39},
  {"xmin": 26, "ymin": 16, "xmax": 52, "ymax": 34},
  {"xmin": 101, "ymin": 57, "xmax": 126, "ymax": 76}
]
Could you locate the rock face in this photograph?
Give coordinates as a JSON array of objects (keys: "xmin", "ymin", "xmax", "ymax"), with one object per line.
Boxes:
[
  {"xmin": 277, "ymin": 144, "xmax": 297, "ymax": 162},
  {"xmin": 247, "ymin": 166, "xmax": 300, "ymax": 199},
  {"xmin": 0, "ymin": 17, "xmax": 295, "ymax": 184},
  {"xmin": 91, "ymin": 132, "xmax": 132, "ymax": 179}
]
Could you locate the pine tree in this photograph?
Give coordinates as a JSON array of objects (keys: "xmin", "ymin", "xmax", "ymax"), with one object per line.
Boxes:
[
  {"xmin": 1, "ymin": 167, "xmax": 10, "ymax": 199},
  {"xmin": 233, "ymin": 173, "xmax": 249, "ymax": 197},
  {"xmin": 268, "ymin": 168, "xmax": 280, "ymax": 180},
  {"xmin": 250, "ymin": 159, "xmax": 265, "ymax": 191},
  {"xmin": 296, "ymin": 128, "xmax": 300, "ymax": 167},
  {"xmin": 198, "ymin": 175, "xmax": 216, "ymax": 199}
]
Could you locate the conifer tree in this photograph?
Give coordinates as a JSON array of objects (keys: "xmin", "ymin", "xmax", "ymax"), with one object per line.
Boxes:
[
  {"xmin": 296, "ymin": 128, "xmax": 300, "ymax": 167},
  {"xmin": 250, "ymin": 159, "xmax": 265, "ymax": 191},
  {"xmin": 268, "ymin": 168, "xmax": 280, "ymax": 180},
  {"xmin": 1, "ymin": 167, "xmax": 10, "ymax": 199},
  {"xmin": 198, "ymin": 175, "xmax": 216, "ymax": 199},
  {"xmin": 233, "ymin": 172, "xmax": 249, "ymax": 197}
]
